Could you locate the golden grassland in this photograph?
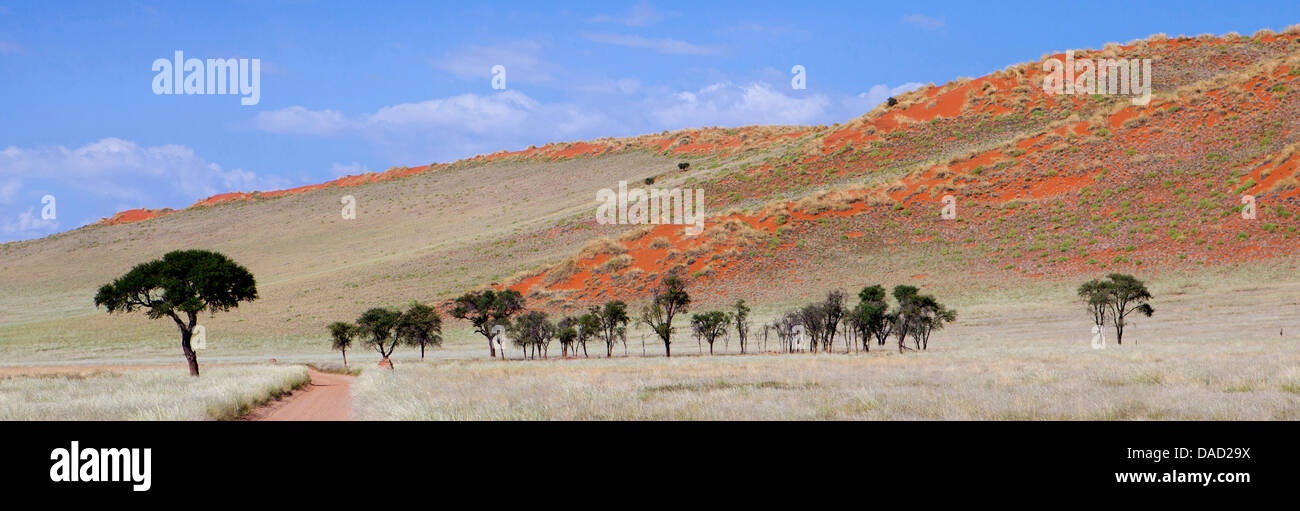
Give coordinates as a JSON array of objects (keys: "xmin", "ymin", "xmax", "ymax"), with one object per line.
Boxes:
[
  {"xmin": 0, "ymin": 364, "xmax": 308, "ymax": 420},
  {"xmin": 0, "ymin": 264, "xmax": 1296, "ymax": 420},
  {"xmin": 350, "ymin": 340, "xmax": 1300, "ymax": 420},
  {"xmin": 342, "ymin": 267, "xmax": 1300, "ymax": 420}
]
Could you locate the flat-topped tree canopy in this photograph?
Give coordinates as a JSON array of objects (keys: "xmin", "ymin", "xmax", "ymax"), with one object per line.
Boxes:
[{"xmin": 94, "ymin": 249, "xmax": 258, "ymax": 376}]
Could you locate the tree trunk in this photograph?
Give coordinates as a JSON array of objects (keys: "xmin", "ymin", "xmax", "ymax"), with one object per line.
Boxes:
[
  {"xmin": 664, "ymin": 340, "xmax": 671, "ymax": 358},
  {"xmin": 180, "ymin": 327, "xmax": 199, "ymax": 377},
  {"xmin": 342, "ymin": 349, "xmax": 348, "ymax": 368},
  {"xmin": 487, "ymin": 335, "xmax": 496, "ymax": 358},
  {"xmin": 421, "ymin": 344, "xmax": 426, "ymax": 359}
]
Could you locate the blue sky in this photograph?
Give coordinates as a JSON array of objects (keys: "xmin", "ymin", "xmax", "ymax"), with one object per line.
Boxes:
[{"xmin": 1, "ymin": 0, "xmax": 1297, "ymax": 241}]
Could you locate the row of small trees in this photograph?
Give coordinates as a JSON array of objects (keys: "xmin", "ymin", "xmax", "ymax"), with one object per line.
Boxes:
[
  {"xmin": 495, "ymin": 300, "xmax": 634, "ymax": 359},
  {"xmin": 327, "ymin": 302, "xmax": 443, "ymax": 368},
  {"xmin": 764, "ymin": 285, "xmax": 957, "ymax": 354},
  {"xmin": 444, "ymin": 276, "xmax": 690, "ymax": 360},
  {"xmin": 326, "ymin": 274, "xmax": 968, "ymax": 366}
]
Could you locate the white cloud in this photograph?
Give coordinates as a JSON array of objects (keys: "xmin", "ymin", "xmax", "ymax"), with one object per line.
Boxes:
[
  {"xmin": 434, "ymin": 40, "xmax": 554, "ymax": 83},
  {"xmin": 367, "ymin": 91, "xmax": 539, "ymax": 132},
  {"xmin": 843, "ymin": 82, "xmax": 926, "ymax": 113},
  {"xmin": 902, "ymin": 14, "xmax": 945, "ymax": 31},
  {"xmin": 254, "ymin": 106, "xmax": 349, "ymax": 136},
  {"xmin": 252, "ymin": 80, "xmax": 926, "ymax": 164},
  {"xmin": 256, "ymin": 90, "xmax": 614, "ymax": 164},
  {"xmin": 0, "ymin": 179, "xmax": 19, "ymax": 204},
  {"xmin": 646, "ymin": 81, "xmax": 831, "ymax": 128},
  {"xmin": 582, "ymin": 32, "xmax": 723, "ymax": 56},
  {"xmin": 0, "ymin": 207, "xmax": 57, "ymax": 238},
  {"xmin": 585, "ymin": 1, "xmax": 675, "ymax": 27}
]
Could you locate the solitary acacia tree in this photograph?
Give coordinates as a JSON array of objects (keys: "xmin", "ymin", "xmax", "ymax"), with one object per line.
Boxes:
[
  {"xmin": 1102, "ymin": 273, "xmax": 1154, "ymax": 345},
  {"xmin": 94, "ymin": 249, "xmax": 258, "ymax": 377},
  {"xmin": 640, "ymin": 275, "xmax": 691, "ymax": 357},
  {"xmin": 591, "ymin": 300, "xmax": 630, "ymax": 357},
  {"xmin": 732, "ymin": 299, "xmax": 751, "ymax": 354},
  {"xmin": 451, "ymin": 289, "xmax": 525, "ymax": 358},
  {"xmin": 328, "ymin": 321, "xmax": 359, "ymax": 368},
  {"xmin": 691, "ymin": 310, "xmax": 730, "ymax": 355},
  {"xmin": 396, "ymin": 301, "xmax": 442, "ymax": 359},
  {"xmin": 357, "ymin": 307, "xmax": 402, "ymax": 368}
]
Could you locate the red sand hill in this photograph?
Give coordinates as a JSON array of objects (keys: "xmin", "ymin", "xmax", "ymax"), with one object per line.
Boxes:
[{"xmin": 91, "ymin": 30, "xmax": 1300, "ymax": 309}]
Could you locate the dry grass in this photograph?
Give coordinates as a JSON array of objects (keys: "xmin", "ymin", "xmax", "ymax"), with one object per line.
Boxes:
[
  {"xmin": 0, "ymin": 364, "xmax": 309, "ymax": 420},
  {"xmin": 342, "ymin": 267, "xmax": 1300, "ymax": 420},
  {"xmin": 350, "ymin": 336, "xmax": 1300, "ymax": 420}
]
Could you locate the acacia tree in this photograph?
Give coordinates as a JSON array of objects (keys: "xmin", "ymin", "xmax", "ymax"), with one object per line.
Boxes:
[
  {"xmin": 852, "ymin": 285, "xmax": 892, "ymax": 352},
  {"xmin": 452, "ymin": 289, "xmax": 525, "ymax": 359},
  {"xmin": 1103, "ymin": 273, "xmax": 1155, "ymax": 345},
  {"xmin": 890, "ymin": 285, "xmax": 922, "ymax": 353},
  {"xmin": 797, "ymin": 303, "xmax": 826, "ymax": 353},
  {"xmin": 732, "ymin": 299, "xmax": 751, "ymax": 354},
  {"xmin": 94, "ymin": 249, "xmax": 258, "ymax": 377},
  {"xmin": 911, "ymin": 296, "xmax": 957, "ymax": 350},
  {"xmin": 691, "ymin": 310, "xmax": 731, "ymax": 355},
  {"xmin": 889, "ymin": 287, "xmax": 956, "ymax": 352},
  {"xmin": 396, "ymin": 301, "xmax": 442, "ymax": 359},
  {"xmin": 775, "ymin": 312, "xmax": 800, "ymax": 352},
  {"xmin": 640, "ymin": 275, "xmax": 691, "ymax": 357},
  {"xmin": 1077, "ymin": 279, "xmax": 1111, "ymax": 336},
  {"xmin": 576, "ymin": 313, "xmax": 599, "ymax": 357},
  {"xmin": 509, "ymin": 310, "xmax": 555, "ymax": 359},
  {"xmin": 328, "ymin": 321, "xmax": 359, "ymax": 368},
  {"xmin": 357, "ymin": 307, "xmax": 402, "ymax": 368},
  {"xmin": 556, "ymin": 317, "xmax": 579, "ymax": 357},
  {"xmin": 591, "ymin": 300, "xmax": 630, "ymax": 357},
  {"xmin": 820, "ymin": 291, "xmax": 846, "ymax": 352}
]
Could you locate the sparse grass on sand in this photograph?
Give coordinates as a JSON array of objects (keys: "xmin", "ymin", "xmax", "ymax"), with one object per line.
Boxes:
[
  {"xmin": 0, "ymin": 364, "xmax": 309, "ymax": 420},
  {"xmin": 350, "ymin": 337, "xmax": 1300, "ymax": 420}
]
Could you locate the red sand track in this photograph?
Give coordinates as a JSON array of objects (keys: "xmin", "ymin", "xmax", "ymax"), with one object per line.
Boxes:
[{"xmin": 245, "ymin": 368, "xmax": 354, "ymax": 421}]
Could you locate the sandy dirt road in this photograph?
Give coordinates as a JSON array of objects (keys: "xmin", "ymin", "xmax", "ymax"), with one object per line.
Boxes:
[{"xmin": 245, "ymin": 368, "xmax": 355, "ymax": 421}]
